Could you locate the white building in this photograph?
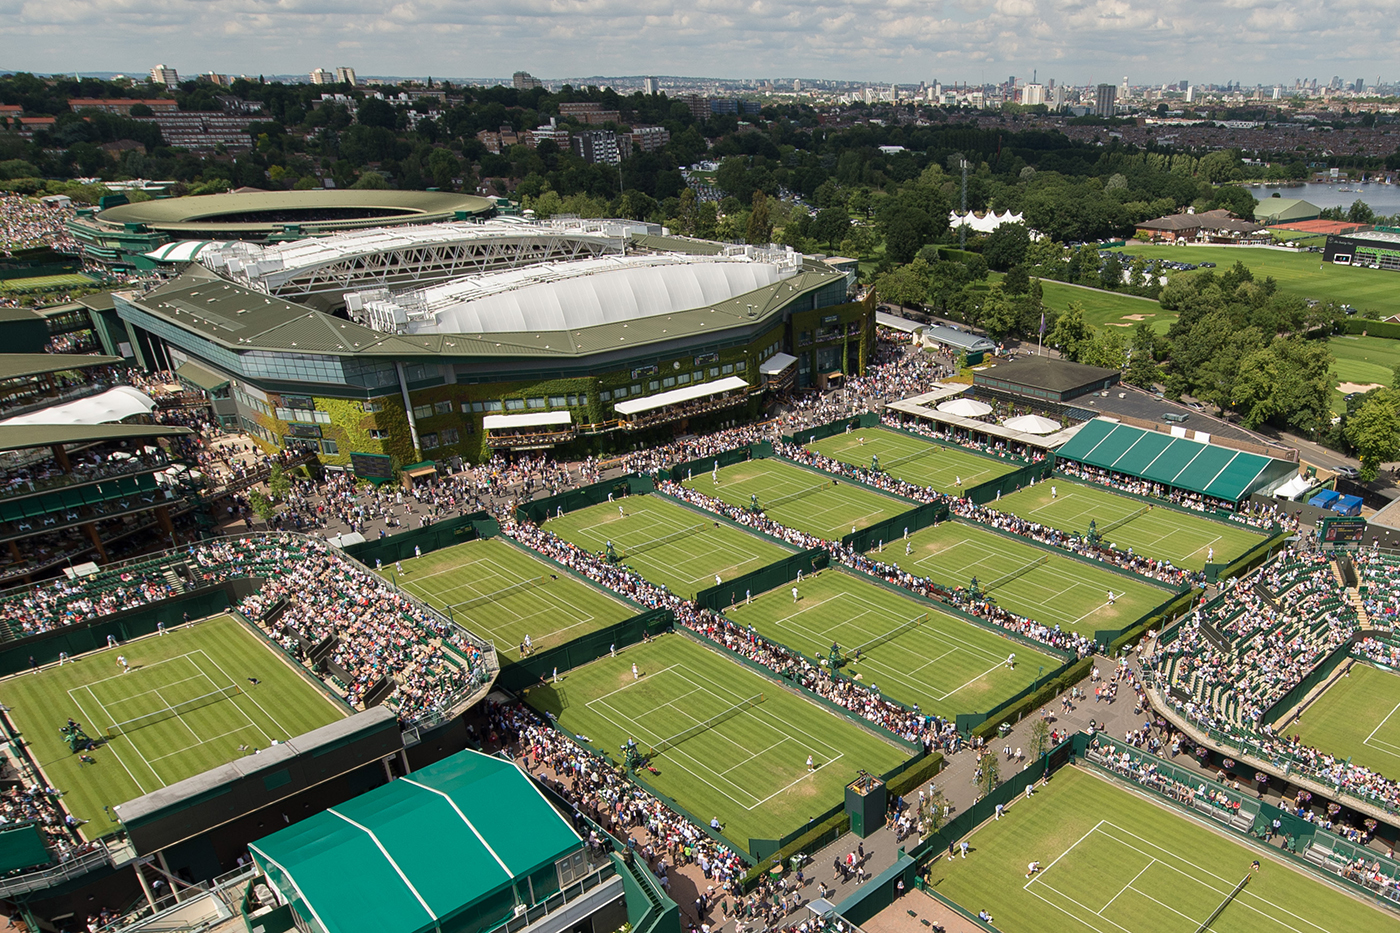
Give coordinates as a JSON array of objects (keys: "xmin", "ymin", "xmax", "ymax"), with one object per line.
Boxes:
[
  {"xmin": 643, "ymin": 76, "xmax": 658, "ymax": 95},
  {"xmin": 309, "ymin": 68, "xmax": 332, "ymax": 85},
  {"xmin": 150, "ymin": 64, "xmax": 179, "ymax": 88},
  {"xmin": 335, "ymin": 67, "xmax": 357, "ymax": 86},
  {"xmin": 1022, "ymin": 83, "xmax": 1045, "ymax": 106}
]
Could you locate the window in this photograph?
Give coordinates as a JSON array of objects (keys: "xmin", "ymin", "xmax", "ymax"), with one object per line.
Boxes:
[
  {"xmin": 736, "ymin": 361, "xmax": 746, "ymax": 372},
  {"xmin": 364, "ymin": 400, "xmax": 385, "ymax": 413},
  {"xmin": 527, "ymin": 397, "xmax": 546, "ymax": 409},
  {"xmin": 599, "ymin": 390, "xmax": 612, "ymax": 401},
  {"xmin": 549, "ymin": 396, "xmax": 567, "ymax": 408},
  {"xmin": 647, "ymin": 381, "xmax": 659, "ymax": 391},
  {"xmin": 420, "ymin": 433, "xmax": 439, "ymax": 449},
  {"xmin": 434, "ymin": 400, "xmax": 453, "ymax": 415},
  {"xmin": 412, "ymin": 404, "xmax": 433, "ymax": 420},
  {"xmin": 722, "ymin": 363, "xmax": 734, "ymax": 375},
  {"xmin": 402, "ymin": 363, "xmax": 440, "ymax": 383},
  {"xmin": 369, "ymin": 429, "xmax": 389, "ymax": 440},
  {"xmin": 465, "ymin": 402, "xmax": 481, "ymax": 413},
  {"xmin": 662, "ymin": 377, "xmax": 676, "ymax": 388},
  {"xmin": 439, "ymin": 428, "xmax": 459, "ymax": 446},
  {"xmin": 505, "ymin": 399, "xmax": 525, "ymax": 411},
  {"xmin": 483, "ymin": 400, "xmax": 503, "ymax": 412},
  {"xmin": 567, "ymin": 395, "xmax": 580, "ymax": 406},
  {"xmin": 677, "ymin": 373, "xmax": 690, "ymax": 385},
  {"xmin": 693, "ymin": 371, "xmax": 704, "ymax": 383},
  {"xmin": 319, "ymin": 438, "xmax": 339, "ymax": 455},
  {"xmin": 613, "ymin": 387, "xmax": 627, "ymax": 399}
]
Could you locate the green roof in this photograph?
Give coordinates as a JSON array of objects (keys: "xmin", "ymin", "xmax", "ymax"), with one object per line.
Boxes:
[
  {"xmin": 1055, "ymin": 419, "xmax": 1294, "ymax": 503},
  {"xmin": 0, "ymin": 423, "xmax": 192, "ymax": 452},
  {"xmin": 250, "ymin": 749, "xmax": 580, "ymax": 933},
  {"xmin": 1255, "ymin": 198, "xmax": 1321, "ymax": 223},
  {"xmin": 174, "ymin": 359, "xmax": 230, "ymax": 391},
  {"xmin": 0, "ymin": 354, "xmax": 123, "ymax": 381}
]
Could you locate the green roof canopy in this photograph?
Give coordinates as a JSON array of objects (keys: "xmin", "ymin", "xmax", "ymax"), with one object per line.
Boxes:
[
  {"xmin": 0, "ymin": 423, "xmax": 191, "ymax": 452},
  {"xmin": 250, "ymin": 750, "xmax": 580, "ymax": 933},
  {"xmin": 0, "ymin": 354, "xmax": 123, "ymax": 381},
  {"xmin": 1055, "ymin": 419, "xmax": 1295, "ymax": 503},
  {"xmin": 174, "ymin": 359, "xmax": 229, "ymax": 391}
]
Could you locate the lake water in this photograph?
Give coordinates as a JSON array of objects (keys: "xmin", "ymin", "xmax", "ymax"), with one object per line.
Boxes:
[{"xmin": 1250, "ymin": 181, "xmax": 1400, "ymax": 216}]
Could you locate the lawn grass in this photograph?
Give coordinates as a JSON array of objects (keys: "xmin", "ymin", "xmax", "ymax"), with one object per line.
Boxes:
[
  {"xmin": 544, "ymin": 495, "xmax": 792, "ymax": 599},
  {"xmin": 1285, "ymin": 662, "xmax": 1400, "ymax": 780},
  {"xmin": 925, "ymin": 766, "xmax": 1393, "ymax": 933},
  {"xmin": 523, "ymin": 633, "xmax": 910, "ymax": 846},
  {"xmin": 1327, "ymin": 334, "xmax": 1400, "ymax": 412},
  {"xmin": 0, "ymin": 273, "xmax": 94, "ymax": 294},
  {"xmin": 0, "ymin": 616, "xmax": 346, "ymax": 835},
  {"xmin": 723, "ymin": 566, "xmax": 1057, "ymax": 717},
  {"xmin": 1107, "ymin": 244, "xmax": 1400, "ymax": 319},
  {"xmin": 879, "ymin": 521, "xmax": 1168, "ymax": 634},
  {"xmin": 1037, "ymin": 279, "xmax": 1178, "ymax": 336},
  {"xmin": 681, "ymin": 458, "xmax": 906, "ymax": 540},
  {"xmin": 995, "ymin": 480, "xmax": 1266, "ymax": 572},
  {"xmin": 805, "ymin": 427, "xmax": 1020, "ymax": 496},
  {"xmin": 382, "ymin": 537, "xmax": 636, "ymax": 660}
]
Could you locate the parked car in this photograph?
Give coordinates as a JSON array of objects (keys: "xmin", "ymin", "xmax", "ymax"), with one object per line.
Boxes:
[{"xmin": 1334, "ymin": 465, "xmax": 1361, "ymax": 480}]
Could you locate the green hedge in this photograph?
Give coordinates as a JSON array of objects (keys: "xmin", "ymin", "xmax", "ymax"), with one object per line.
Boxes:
[
  {"xmin": 886, "ymin": 751, "xmax": 945, "ymax": 800},
  {"xmin": 1108, "ymin": 588, "xmax": 1199, "ymax": 656},
  {"xmin": 971, "ymin": 656, "xmax": 1094, "ymax": 740},
  {"xmin": 1341, "ymin": 319, "xmax": 1400, "ymax": 340},
  {"xmin": 739, "ymin": 810, "xmax": 849, "ymax": 887}
]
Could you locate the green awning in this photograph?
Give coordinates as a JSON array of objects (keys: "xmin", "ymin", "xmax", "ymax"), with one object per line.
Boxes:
[{"xmin": 175, "ymin": 360, "xmax": 230, "ymax": 392}]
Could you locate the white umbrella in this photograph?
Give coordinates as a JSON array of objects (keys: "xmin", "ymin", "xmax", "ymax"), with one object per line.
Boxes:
[
  {"xmin": 936, "ymin": 397, "xmax": 993, "ymax": 418},
  {"xmin": 1004, "ymin": 414, "xmax": 1061, "ymax": 435}
]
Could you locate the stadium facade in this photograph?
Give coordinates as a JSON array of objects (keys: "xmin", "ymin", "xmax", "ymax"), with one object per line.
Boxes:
[
  {"xmin": 101, "ymin": 224, "xmax": 868, "ymax": 470},
  {"xmin": 1323, "ymin": 228, "xmax": 1400, "ymax": 271}
]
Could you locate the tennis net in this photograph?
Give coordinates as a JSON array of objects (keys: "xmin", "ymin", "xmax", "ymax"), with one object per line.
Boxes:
[
  {"xmin": 765, "ymin": 481, "xmax": 829, "ymax": 510},
  {"xmin": 1193, "ymin": 873, "xmax": 1250, "ymax": 933},
  {"xmin": 651, "ymin": 693, "xmax": 764, "ymax": 755},
  {"xmin": 106, "ymin": 684, "xmax": 242, "ymax": 737},
  {"xmin": 1100, "ymin": 505, "xmax": 1150, "ymax": 535},
  {"xmin": 883, "ymin": 445, "xmax": 937, "ymax": 470},
  {"xmin": 851, "ymin": 613, "xmax": 928, "ymax": 656},
  {"xmin": 984, "ymin": 554, "xmax": 1050, "ymax": 592},
  {"xmin": 621, "ymin": 523, "xmax": 707, "ymax": 557},
  {"xmin": 454, "ymin": 575, "xmax": 550, "ymax": 612}
]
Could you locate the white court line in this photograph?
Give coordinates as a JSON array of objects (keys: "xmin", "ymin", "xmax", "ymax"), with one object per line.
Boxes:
[
  {"xmin": 151, "ymin": 686, "xmax": 201, "ymax": 741},
  {"xmin": 66, "ymin": 684, "xmax": 150, "ymax": 794},
  {"xmin": 83, "ymin": 682, "xmax": 165, "ymax": 786},
  {"xmin": 188, "ymin": 650, "xmax": 277, "ymax": 744}
]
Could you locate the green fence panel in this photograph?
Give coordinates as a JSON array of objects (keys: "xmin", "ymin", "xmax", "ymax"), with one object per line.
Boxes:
[
  {"xmin": 693, "ymin": 548, "xmax": 829, "ymax": 611},
  {"xmin": 343, "ymin": 512, "xmax": 497, "ymax": 566},
  {"xmin": 516, "ymin": 474, "xmax": 655, "ymax": 525},
  {"xmin": 842, "ymin": 501, "xmax": 948, "ymax": 553},
  {"xmin": 965, "ymin": 459, "xmax": 1056, "ymax": 506},
  {"xmin": 782, "ymin": 414, "xmax": 869, "ymax": 446},
  {"xmin": 835, "ymin": 852, "xmax": 919, "ymax": 925},
  {"xmin": 668, "ymin": 442, "xmax": 772, "ymax": 483},
  {"xmin": 1210, "ymin": 530, "xmax": 1291, "ymax": 584},
  {"xmin": 497, "ymin": 609, "xmax": 673, "ymax": 692},
  {"xmin": 1262, "ymin": 638, "xmax": 1354, "ymax": 729}
]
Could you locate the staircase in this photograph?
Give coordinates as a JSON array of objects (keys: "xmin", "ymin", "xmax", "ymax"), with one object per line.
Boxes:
[
  {"xmin": 161, "ymin": 569, "xmax": 186, "ymax": 596},
  {"xmin": 1348, "ymin": 588, "xmax": 1369, "ymax": 626}
]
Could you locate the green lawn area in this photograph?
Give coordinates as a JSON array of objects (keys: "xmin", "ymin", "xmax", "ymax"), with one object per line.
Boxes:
[
  {"xmin": 880, "ymin": 521, "xmax": 1169, "ymax": 634},
  {"xmin": 1037, "ymin": 279, "xmax": 1178, "ymax": 336},
  {"xmin": 724, "ymin": 567, "xmax": 1057, "ymax": 718},
  {"xmin": 805, "ymin": 427, "xmax": 1020, "ymax": 496},
  {"xmin": 383, "ymin": 537, "xmax": 636, "ymax": 660},
  {"xmin": 0, "ymin": 616, "xmax": 346, "ymax": 835},
  {"xmin": 544, "ymin": 495, "xmax": 792, "ymax": 599},
  {"xmin": 925, "ymin": 766, "xmax": 1393, "ymax": 933},
  {"xmin": 1108, "ymin": 244, "xmax": 1400, "ymax": 319},
  {"xmin": 524, "ymin": 633, "xmax": 910, "ymax": 847},
  {"xmin": 1328, "ymin": 334, "xmax": 1400, "ymax": 412},
  {"xmin": 681, "ymin": 458, "xmax": 906, "ymax": 540},
  {"xmin": 1284, "ymin": 662, "xmax": 1400, "ymax": 780},
  {"xmin": 995, "ymin": 480, "xmax": 1266, "ymax": 572},
  {"xmin": 0, "ymin": 273, "xmax": 94, "ymax": 293}
]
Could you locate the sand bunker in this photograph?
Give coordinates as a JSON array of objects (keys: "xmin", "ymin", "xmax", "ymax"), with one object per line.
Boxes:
[
  {"xmin": 1337, "ymin": 382, "xmax": 1385, "ymax": 394},
  {"xmin": 1120, "ymin": 313, "xmax": 1156, "ymax": 321}
]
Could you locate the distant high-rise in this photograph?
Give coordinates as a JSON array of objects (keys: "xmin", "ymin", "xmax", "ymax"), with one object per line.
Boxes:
[
  {"xmin": 335, "ymin": 67, "xmax": 357, "ymax": 86},
  {"xmin": 1050, "ymin": 85, "xmax": 1066, "ymax": 108},
  {"xmin": 792, "ymin": 79, "xmax": 801, "ymax": 92},
  {"xmin": 150, "ymin": 64, "xmax": 179, "ymax": 88},
  {"xmin": 1095, "ymin": 84, "xmax": 1117, "ymax": 118},
  {"xmin": 309, "ymin": 68, "xmax": 332, "ymax": 85},
  {"xmin": 1022, "ymin": 84, "xmax": 1045, "ymax": 106},
  {"xmin": 513, "ymin": 71, "xmax": 542, "ymax": 91},
  {"xmin": 643, "ymin": 76, "xmax": 658, "ymax": 95}
]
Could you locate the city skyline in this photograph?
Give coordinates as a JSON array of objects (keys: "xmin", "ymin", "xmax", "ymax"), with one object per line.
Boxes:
[{"xmin": 1, "ymin": 0, "xmax": 1396, "ymax": 88}]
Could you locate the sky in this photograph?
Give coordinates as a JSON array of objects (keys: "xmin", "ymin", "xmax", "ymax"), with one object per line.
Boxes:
[{"xmin": 1, "ymin": 0, "xmax": 1398, "ymax": 87}]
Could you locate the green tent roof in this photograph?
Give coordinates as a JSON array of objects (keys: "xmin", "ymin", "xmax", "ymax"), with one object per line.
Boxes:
[
  {"xmin": 250, "ymin": 749, "xmax": 580, "ymax": 933},
  {"xmin": 1056, "ymin": 419, "xmax": 1294, "ymax": 503}
]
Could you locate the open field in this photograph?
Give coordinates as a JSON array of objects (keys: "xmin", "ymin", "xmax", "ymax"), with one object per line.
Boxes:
[
  {"xmin": 681, "ymin": 458, "xmax": 906, "ymax": 540},
  {"xmin": 925, "ymin": 766, "xmax": 1395, "ymax": 933},
  {"xmin": 1106, "ymin": 244, "xmax": 1400, "ymax": 319},
  {"xmin": 723, "ymin": 567, "xmax": 1057, "ymax": 717},
  {"xmin": 0, "ymin": 616, "xmax": 346, "ymax": 835},
  {"xmin": 805, "ymin": 427, "xmax": 1020, "ymax": 496},
  {"xmin": 995, "ymin": 481, "xmax": 1266, "ymax": 572},
  {"xmin": 383, "ymin": 537, "xmax": 636, "ymax": 660},
  {"xmin": 1037, "ymin": 279, "xmax": 1179, "ymax": 336},
  {"xmin": 1285, "ymin": 662, "xmax": 1400, "ymax": 780},
  {"xmin": 524, "ymin": 633, "xmax": 910, "ymax": 845},
  {"xmin": 1328, "ymin": 335, "xmax": 1400, "ymax": 413},
  {"xmin": 880, "ymin": 521, "xmax": 1167, "ymax": 634},
  {"xmin": 545, "ymin": 495, "xmax": 791, "ymax": 599},
  {"xmin": 0, "ymin": 273, "xmax": 94, "ymax": 294}
]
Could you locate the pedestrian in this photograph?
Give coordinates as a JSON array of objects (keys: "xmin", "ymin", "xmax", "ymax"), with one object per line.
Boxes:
[
  {"xmin": 715, "ymin": 574, "xmax": 722, "ymax": 586},
  {"xmin": 395, "ymin": 561, "xmax": 403, "ymax": 574},
  {"xmin": 995, "ymin": 803, "xmax": 1004, "ymax": 820},
  {"xmin": 1005, "ymin": 652, "xmax": 1015, "ymax": 669},
  {"xmin": 1107, "ymin": 589, "xmax": 1115, "ymax": 606},
  {"xmin": 552, "ymin": 667, "xmax": 559, "ymax": 684},
  {"xmin": 610, "ymin": 643, "xmax": 616, "ymax": 658},
  {"xmin": 619, "ymin": 505, "xmax": 625, "ymax": 519},
  {"xmin": 414, "ymin": 545, "xmax": 421, "ymax": 559},
  {"xmin": 632, "ymin": 663, "xmax": 640, "ymax": 680},
  {"xmin": 1051, "ymin": 485, "xmax": 1057, "ymax": 498},
  {"xmin": 792, "ymin": 586, "xmax": 799, "ymax": 603},
  {"xmin": 607, "ymin": 492, "xmax": 614, "ymax": 502},
  {"xmin": 745, "ymin": 589, "xmax": 751, "ymax": 605},
  {"xmin": 807, "ymin": 755, "xmax": 815, "ymax": 771},
  {"xmin": 157, "ymin": 621, "xmax": 165, "ymax": 636},
  {"xmin": 1025, "ymin": 782, "xmax": 1034, "ymax": 799},
  {"xmin": 959, "ymin": 841, "xmax": 969, "ymax": 859},
  {"xmin": 118, "ymin": 655, "xmax": 130, "ymax": 674}
]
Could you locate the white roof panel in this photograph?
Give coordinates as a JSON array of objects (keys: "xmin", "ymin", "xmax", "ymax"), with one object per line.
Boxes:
[
  {"xmin": 482, "ymin": 411, "xmax": 573, "ymax": 430},
  {"xmin": 760, "ymin": 352, "xmax": 798, "ymax": 375},
  {"xmin": 1, "ymin": 386, "xmax": 157, "ymax": 426},
  {"xmin": 614, "ymin": 376, "xmax": 749, "ymax": 416}
]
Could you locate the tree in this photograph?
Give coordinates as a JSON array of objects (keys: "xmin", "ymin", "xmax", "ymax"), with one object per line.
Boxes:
[
  {"xmin": 973, "ymin": 750, "xmax": 1000, "ymax": 800},
  {"xmin": 1002, "ymin": 264, "xmax": 1030, "ymax": 296},
  {"xmin": 876, "ymin": 259, "xmax": 931, "ymax": 311},
  {"xmin": 1345, "ymin": 389, "xmax": 1400, "ymax": 480},
  {"xmin": 351, "ymin": 171, "xmax": 389, "ymax": 189},
  {"xmin": 1029, "ymin": 718, "xmax": 1052, "ymax": 761},
  {"xmin": 1048, "ymin": 302, "xmax": 1093, "ymax": 362},
  {"xmin": 983, "ymin": 223, "xmax": 1031, "ymax": 271},
  {"xmin": 1348, "ymin": 198, "xmax": 1376, "ymax": 225},
  {"xmin": 248, "ymin": 491, "xmax": 276, "ymax": 524},
  {"xmin": 745, "ymin": 190, "xmax": 772, "ymax": 245},
  {"xmin": 920, "ymin": 784, "xmax": 949, "ymax": 834},
  {"xmin": 268, "ymin": 464, "xmax": 291, "ymax": 501},
  {"xmin": 1124, "ymin": 322, "xmax": 1160, "ymax": 388},
  {"xmin": 1099, "ymin": 252, "xmax": 1124, "ymax": 290},
  {"xmin": 812, "ymin": 207, "xmax": 850, "ymax": 249},
  {"xmin": 357, "ymin": 97, "xmax": 397, "ymax": 130}
]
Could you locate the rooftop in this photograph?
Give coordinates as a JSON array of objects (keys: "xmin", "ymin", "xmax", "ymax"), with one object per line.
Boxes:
[
  {"xmin": 0, "ymin": 354, "xmax": 122, "ymax": 381},
  {"xmin": 974, "ymin": 356, "xmax": 1119, "ymax": 393},
  {"xmin": 0, "ymin": 423, "xmax": 191, "ymax": 452}
]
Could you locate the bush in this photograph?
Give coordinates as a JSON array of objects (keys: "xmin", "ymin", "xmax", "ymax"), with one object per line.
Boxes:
[
  {"xmin": 886, "ymin": 751, "xmax": 945, "ymax": 801},
  {"xmin": 1108, "ymin": 589, "xmax": 1199, "ymax": 655},
  {"xmin": 740, "ymin": 810, "xmax": 849, "ymax": 887},
  {"xmin": 971, "ymin": 657, "xmax": 1093, "ymax": 740}
]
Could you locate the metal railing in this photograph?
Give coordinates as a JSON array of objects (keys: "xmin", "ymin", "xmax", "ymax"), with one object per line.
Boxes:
[{"xmin": 0, "ymin": 845, "xmax": 112, "ymax": 897}]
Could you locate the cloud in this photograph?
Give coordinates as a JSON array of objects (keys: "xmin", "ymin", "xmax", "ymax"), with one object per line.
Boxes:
[{"xmin": 0, "ymin": 0, "xmax": 1396, "ymax": 84}]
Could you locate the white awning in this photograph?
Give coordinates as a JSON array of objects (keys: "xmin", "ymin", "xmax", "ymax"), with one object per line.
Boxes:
[
  {"xmin": 615, "ymin": 376, "xmax": 749, "ymax": 417},
  {"xmin": 936, "ymin": 397, "xmax": 993, "ymax": 418},
  {"xmin": 1, "ymin": 386, "xmax": 157, "ymax": 426},
  {"xmin": 1003, "ymin": 414, "xmax": 1061, "ymax": 435},
  {"xmin": 760, "ymin": 352, "xmax": 798, "ymax": 376},
  {"xmin": 875, "ymin": 312, "xmax": 924, "ymax": 334},
  {"xmin": 482, "ymin": 411, "xmax": 573, "ymax": 430}
]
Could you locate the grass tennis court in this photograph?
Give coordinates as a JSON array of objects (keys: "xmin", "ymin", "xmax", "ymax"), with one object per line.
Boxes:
[
  {"xmin": 724, "ymin": 567, "xmax": 1057, "ymax": 717},
  {"xmin": 995, "ymin": 480, "xmax": 1266, "ymax": 572},
  {"xmin": 383, "ymin": 537, "xmax": 635, "ymax": 660},
  {"xmin": 680, "ymin": 457, "xmax": 905, "ymax": 540},
  {"xmin": 0, "ymin": 273, "xmax": 94, "ymax": 294},
  {"xmin": 524, "ymin": 633, "xmax": 910, "ymax": 844},
  {"xmin": 0, "ymin": 616, "xmax": 346, "ymax": 835},
  {"xmin": 545, "ymin": 495, "xmax": 792, "ymax": 598},
  {"xmin": 880, "ymin": 521, "xmax": 1170, "ymax": 633},
  {"xmin": 806, "ymin": 427, "xmax": 1020, "ymax": 495},
  {"xmin": 1285, "ymin": 662, "xmax": 1400, "ymax": 779},
  {"xmin": 925, "ymin": 766, "xmax": 1393, "ymax": 933}
]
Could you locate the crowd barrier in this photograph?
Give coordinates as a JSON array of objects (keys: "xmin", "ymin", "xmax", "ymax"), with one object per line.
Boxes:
[
  {"xmin": 342, "ymin": 512, "xmax": 498, "ymax": 566},
  {"xmin": 782, "ymin": 412, "xmax": 878, "ymax": 446},
  {"xmin": 692, "ymin": 548, "xmax": 829, "ymax": 612},
  {"xmin": 516, "ymin": 474, "xmax": 655, "ymax": 525},
  {"xmin": 964, "ymin": 458, "xmax": 1055, "ymax": 506},
  {"xmin": 842, "ymin": 501, "xmax": 948, "ymax": 553}
]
